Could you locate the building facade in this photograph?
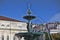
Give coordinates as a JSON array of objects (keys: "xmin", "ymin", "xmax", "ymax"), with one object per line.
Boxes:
[{"xmin": 0, "ymin": 16, "xmax": 27, "ymax": 40}]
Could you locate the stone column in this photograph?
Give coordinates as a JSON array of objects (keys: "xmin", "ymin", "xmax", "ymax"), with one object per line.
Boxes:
[
  {"xmin": 4, "ymin": 34, "xmax": 7, "ymax": 40},
  {"xmin": 10, "ymin": 34, "xmax": 15, "ymax": 40}
]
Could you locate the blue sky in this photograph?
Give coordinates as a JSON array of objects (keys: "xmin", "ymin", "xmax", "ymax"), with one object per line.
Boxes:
[{"xmin": 0, "ymin": 0, "xmax": 60, "ymax": 24}]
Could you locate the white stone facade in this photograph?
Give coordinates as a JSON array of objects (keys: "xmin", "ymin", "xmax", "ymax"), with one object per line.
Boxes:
[{"xmin": 0, "ymin": 20, "xmax": 27, "ymax": 40}]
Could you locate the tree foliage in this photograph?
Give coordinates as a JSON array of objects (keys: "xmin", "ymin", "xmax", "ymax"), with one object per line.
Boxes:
[
  {"xmin": 45, "ymin": 33, "xmax": 60, "ymax": 40},
  {"xmin": 51, "ymin": 33, "xmax": 60, "ymax": 40}
]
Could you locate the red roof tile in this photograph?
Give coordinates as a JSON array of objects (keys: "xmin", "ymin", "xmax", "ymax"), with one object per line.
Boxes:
[{"xmin": 0, "ymin": 16, "xmax": 22, "ymax": 22}]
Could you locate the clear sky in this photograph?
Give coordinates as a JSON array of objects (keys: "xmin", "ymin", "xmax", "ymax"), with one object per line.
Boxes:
[{"xmin": 0, "ymin": 0, "xmax": 60, "ymax": 24}]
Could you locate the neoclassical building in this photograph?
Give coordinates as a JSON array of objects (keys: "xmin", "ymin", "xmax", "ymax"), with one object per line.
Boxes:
[
  {"xmin": 0, "ymin": 16, "xmax": 27, "ymax": 40},
  {"xmin": 0, "ymin": 16, "xmax": 46, "ymax": 40}
]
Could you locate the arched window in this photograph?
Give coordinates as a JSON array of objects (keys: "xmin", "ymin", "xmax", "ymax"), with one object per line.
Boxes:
[
  {"xmin": 1, "ymin": 24, "xmax": 5, "ymax": 26},
  {"xmin": 2, "ymin": 35, "xmax": 4, "ymax": 40},
  {"xmin": 7, "ymin": 35, "xmax": 9, "ymax": 40},
  {"xmin": 6, "ymin": 25, "xmax": 10, "ymax": 27}
]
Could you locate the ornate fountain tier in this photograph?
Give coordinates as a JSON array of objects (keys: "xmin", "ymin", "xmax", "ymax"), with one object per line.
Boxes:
[
  {"xmin": 23, "ymin": 15, "xmax": 36, "ymax": 20},
  {"xmin": 23, "ymin": 9, "xmax": 36, "ymax": 20}
]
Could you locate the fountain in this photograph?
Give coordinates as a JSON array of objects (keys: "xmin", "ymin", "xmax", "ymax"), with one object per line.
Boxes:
[
  {"xmin": 15, "ymin": 2, "xmax": 53, "ymax": 40},
  {"xmin": 15, "ymin": 5, "xmax": 46, "ymax": 40}
]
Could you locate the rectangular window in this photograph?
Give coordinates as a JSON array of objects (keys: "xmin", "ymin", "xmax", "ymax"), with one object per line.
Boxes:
[
  {"xmin": 2, "ymin": 35, "xmax": 4, "ymax": 40},
  {"xmin": 7, "ymin": 35, "xmax": 9, "ymax": 40}
]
